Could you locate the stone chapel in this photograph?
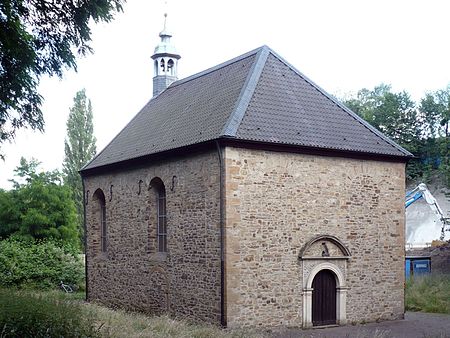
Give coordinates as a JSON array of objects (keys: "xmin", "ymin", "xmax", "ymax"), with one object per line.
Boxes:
[{"xmin": 81, "ymin": 17, "xmax": 412, "ymax": 328}]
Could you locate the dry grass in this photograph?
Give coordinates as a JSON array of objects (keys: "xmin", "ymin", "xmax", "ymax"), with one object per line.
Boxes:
[
  {"xmin": 9, "ymin": 288, "xmax": 447, "ymax": 338},
  {"xmin": 406, "ymin": 274, "xmax": 450, "ymax": 314},
  {"xmin": 1, "ymin": 288, "xmax": 268, "ymax": 338},
  {"xmin": 83, "ymin": 302, "xmax": 269, "ymax": 338},
  {"xmin": 86, "ymin": 302, "xmax": 402, "ymax": 338}
]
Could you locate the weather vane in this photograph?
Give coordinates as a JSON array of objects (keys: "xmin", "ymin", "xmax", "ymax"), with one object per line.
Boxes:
[{"xmin": 163, "ymin": 0, "xmax": 168, "ymax": 30}]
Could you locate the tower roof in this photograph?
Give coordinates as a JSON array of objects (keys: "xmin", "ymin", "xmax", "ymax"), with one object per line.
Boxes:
[
  {"xmin": 152, "ymin": 13, "xmax": 180, "ymax": 59},
  {"xmin": 82, "ymin": 46, "xmax": 412, "ymax": 174},
  {"xmin": 159, "ymin": 13, "xmax": 171, "ymax": 37}
]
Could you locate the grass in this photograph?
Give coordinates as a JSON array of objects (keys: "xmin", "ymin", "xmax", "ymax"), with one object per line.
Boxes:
[
  {"xmin": 0, "ymin": 288, "xmax": 268, "ymax": 338},
  {"xmin": 2, "ymin": 277, "xmax": 449, "ymax": 338},
  {"xmin": 1, "ymin": 289, "xmax": 400, "ymax": 338},
  {"xmin": 85, "ymin": 302, "xmax": 269, "ymax": 338},
  {"xmin": 0, "ymin": 288, "xmax": 99, "ymax": 338},
  {"xmin": 405, "ymin": 274, "xmax": 450, "ymax": 314}
]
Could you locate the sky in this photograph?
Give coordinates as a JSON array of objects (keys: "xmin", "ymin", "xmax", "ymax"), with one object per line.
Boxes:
[{"xmin": 1, "ymin": 0, "xmax": 449, "ymax": 189}]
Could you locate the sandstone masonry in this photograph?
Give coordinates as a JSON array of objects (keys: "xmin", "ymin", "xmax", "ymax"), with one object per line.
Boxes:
[
  {"xmin": 84, "ymin": 150, "xmax": 222, "ymax": 323},
  {"xmin": 82, "ymin": 45, "xmax": 410, "ymax": 329},
  {"xmin": 224, "ymin": 147, "xmax": 405, "ymax": 327},
  {"xmin": 84, "ymin": 146, "xmax": 405, "ymax": 328}
]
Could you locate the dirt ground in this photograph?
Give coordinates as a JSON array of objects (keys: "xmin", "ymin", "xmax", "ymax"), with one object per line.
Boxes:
[{"xmin": 271, "ymin": 312, "xmax": 450, "ymax": 338}]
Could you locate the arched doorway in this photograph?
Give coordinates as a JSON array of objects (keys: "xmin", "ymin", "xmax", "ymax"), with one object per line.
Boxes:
[
  {"xmin": 300, "ymin": 236, "xmax": 350, "ymax": 328},
  {"xmin": 312, "ymin": 269, "xmax": 336, "ymax": 326}
]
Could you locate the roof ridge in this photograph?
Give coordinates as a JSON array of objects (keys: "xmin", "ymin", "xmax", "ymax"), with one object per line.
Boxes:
[
  {"xmin": 266, "ymin": 49, "xmax": 413, "ymax": 157},
  {"xmin": 221, "ymin": 45, "xmax": 270, "ymax": 137},
  {"xmin": 169, "ymin": 46, "xmax": 263, "ymax": 90}
]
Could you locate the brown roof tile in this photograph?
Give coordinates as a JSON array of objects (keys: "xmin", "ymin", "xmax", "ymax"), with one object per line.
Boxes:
[{"xmin": 82, "ymin": 46, "xmax": 412, "ymax": 172}]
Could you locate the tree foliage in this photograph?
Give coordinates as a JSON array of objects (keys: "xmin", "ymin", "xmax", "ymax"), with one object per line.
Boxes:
[
  {"xmin": 0, "ymin": 0, "xmax": 124, "ymax": 154},
  {"xmin": 0, "ymin": 237, "xmax": 84, "ymax": 289},
  {"xmin": 0, "ymin": 158, "xmax": 79, "ymax": 247},
  {"xmin": 420, "ymin": 85, "xmax": 450, "ymax": 139},
  {"xmin": 63, "ymin": 89, "xmax": 96, "ymax": 242},
  {"xmin": 343, "ymin": 84, "xmax": 450, "ymax": 183},
  {"xmin": 344, "ymin": 84, "xmax": 421, "ymax": 152},
  {"xmin": 420, "ymin": 86, "xmax": 450, "ymax": 184}
]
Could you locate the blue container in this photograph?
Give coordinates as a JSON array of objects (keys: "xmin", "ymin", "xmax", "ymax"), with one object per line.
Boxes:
[
  {"xmin": 405, "ymin": 259, "xmax": 411, "ymax": 279},
  {"xmin": 405, "ymin": 256, "xmax": 431, "ymax": 279}
]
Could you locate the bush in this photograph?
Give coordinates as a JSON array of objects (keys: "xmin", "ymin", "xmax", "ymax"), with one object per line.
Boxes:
[
  {"xmin": 0, "ymin": 158, "xmax": 80, "ymax": 248},
  {"xmin": 0, "ymin": 289, "xmax": 99, "ymax": 338},
  {"xmin": 405, "ymin": 274, "xmax": 450, "ymax": 314},
  {"xmin": 0, "ymin": 238, "xmax": 84, "ymax": 290}
]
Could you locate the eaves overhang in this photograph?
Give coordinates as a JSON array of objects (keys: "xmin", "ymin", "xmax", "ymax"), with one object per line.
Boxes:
[{"xmin": 80, "ymin": 136, "xmax": 412, "ymax": 178}]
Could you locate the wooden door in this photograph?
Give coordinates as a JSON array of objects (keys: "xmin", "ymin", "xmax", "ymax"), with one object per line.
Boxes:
[{"xmin": 312, "ymin": 269, "xmax": 336, "ymax": 326}]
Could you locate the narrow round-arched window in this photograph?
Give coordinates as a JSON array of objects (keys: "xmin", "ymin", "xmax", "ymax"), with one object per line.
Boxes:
[
  {"xmin": 93, "ymin": 189, "xmax": 107, "ymax": 253},
  {"xmin": 167, "ymin": 59, "xmax": 174, "ymax": 75},
  {"xmin": 150, "ymin": 178, "xmax": 167, "ymax": 253},
  {"xmin": 154, "ymin": 60, "xmax": 159, "ymax": 75},
  {"xmin": 160, "ymin": 59, "xmax": 166, "ymax": 72}
]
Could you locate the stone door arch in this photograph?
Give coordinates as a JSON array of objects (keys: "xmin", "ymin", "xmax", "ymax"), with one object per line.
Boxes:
[{"xmin": 299, "ymin": 235, "xmax": 350, "ymax": 328}]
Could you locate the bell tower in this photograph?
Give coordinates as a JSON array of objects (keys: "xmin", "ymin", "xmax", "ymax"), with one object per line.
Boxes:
[{"xmin": 151, "ymin": 13, "xmax": 181, "ymax": 97}]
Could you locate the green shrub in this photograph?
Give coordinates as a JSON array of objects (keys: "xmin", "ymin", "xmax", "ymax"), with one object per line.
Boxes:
[
  {"xmin": 405, "ymin": 274, "xmax": 450, "ymax": 314},
  {"xmin": 0, "ymin": 289, "xmax": 99, "ymax": 338},
  {"xmin": 0, "ymin": 158, "xmax": 80, "ymax": 248},
  {"xmin": 0, "ymin": 238, "xmax": 84, "ymax": 290}
]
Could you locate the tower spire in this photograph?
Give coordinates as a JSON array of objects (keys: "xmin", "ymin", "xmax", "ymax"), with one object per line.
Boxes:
[
  {"xmin": 151, "ymin": 12, "xmax": 181, "ymax": 97},
  {"xmin": 163, "ymin": 12, "xmax": 167, "ymax": 31}
]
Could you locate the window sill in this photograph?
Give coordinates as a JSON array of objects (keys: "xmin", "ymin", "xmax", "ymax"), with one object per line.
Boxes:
[
  {"xmin": 98, "ymin": 252, "xmax": 109, "ymax": 260},
  {"xmin": 149, "ymin": 252, "xmax": 167, "ymax": 262}
]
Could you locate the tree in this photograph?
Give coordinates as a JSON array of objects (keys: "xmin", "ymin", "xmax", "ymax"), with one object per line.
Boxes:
[
  {"xmin": 0, "ymin": 158, "xmax": 79, "ymax": 247},
  {"xmin": 343, "ymin": 84, "xmax": 423, "ymax": 179},
  {"xmin": 0, "ymin": 0, "xmax": 124, "ymax": 155},
  {"xmin": 63, "ymin": 89, "xmax": 97, "ymax": 243},
  {"xmin": 343, "ymin": 84, "xmax": 450, "ymax": 184},
  {"xmin": 420, "ymin": 86, "xmax": 450, "ymax": 184},
  {"xmin": 344, "ymin": 84, "xmax": 421, "ymax": 149},
  {"xmin": 420, "ymin": 85, "xmax": 450, "ymax": 138}
]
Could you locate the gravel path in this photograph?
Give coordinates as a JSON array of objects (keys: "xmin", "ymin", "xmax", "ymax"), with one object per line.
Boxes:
[{"xmin": 272, "ymin": 312, "xmax": 450, "ymax": 338}]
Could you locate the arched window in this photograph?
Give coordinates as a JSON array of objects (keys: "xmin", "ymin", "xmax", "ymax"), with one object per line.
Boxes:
[
  {"xmin": 154, "ymin": 60, "xmax": 159, "ymax": 75},
  {"xmin": 150, "ymin": 178, "xmax": 167, "ymax": 253},
  {"xmin": 160, "ymin": 59, "xmax": 166, "ymax": 73},
  {"xmin": 167, "ymin": 59, "xmax": 174, "ymax": 76},
  {"xmin": 93, "ymin": 189, "xmax": 107, "ymax": 253}
]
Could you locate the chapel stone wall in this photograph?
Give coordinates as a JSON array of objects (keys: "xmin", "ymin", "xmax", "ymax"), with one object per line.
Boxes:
[
  {"xmin": 224, "ymin": 147, "xmax": 405, "ymax": 328},
  {"xmin": 84, "ymin": 150, "xmax": 222, "ymax": 324}
]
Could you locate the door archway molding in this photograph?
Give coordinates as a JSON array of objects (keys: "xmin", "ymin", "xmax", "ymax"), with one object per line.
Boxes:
[
  {"xmin": 299, "ymin": 235, "xmax": 350, "ymax": 328},
  {"xmin": 306, "ymin": 262, "xmax": 345, "ymax": 288},
  {"xmin": 302, "ymin": 262, "xmax": 348, "ymax": 327}
]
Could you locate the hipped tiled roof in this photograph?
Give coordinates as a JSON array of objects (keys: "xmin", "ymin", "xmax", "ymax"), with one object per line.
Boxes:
[{"xmin": 82, "ymin": 46, "xmax": 412, "ymax": 172}]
